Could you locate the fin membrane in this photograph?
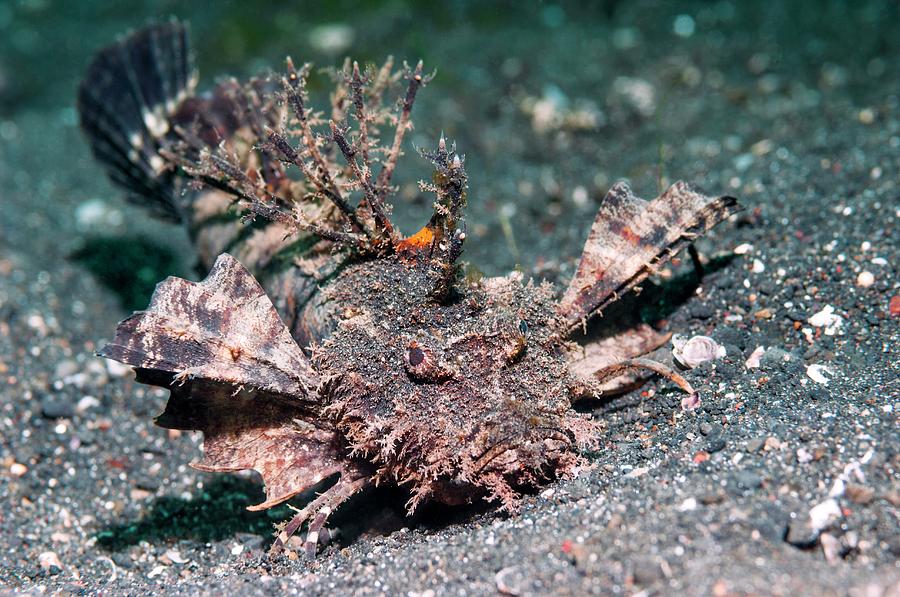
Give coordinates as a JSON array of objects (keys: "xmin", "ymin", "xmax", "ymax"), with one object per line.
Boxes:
[{"xmin": 77, "ymin": 19, "xmax": 196, "ymax": 221}]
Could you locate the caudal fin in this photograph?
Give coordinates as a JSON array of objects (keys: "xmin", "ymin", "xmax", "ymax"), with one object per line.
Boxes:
[{"xmin": 77, "ymin": 19, "xmax": 197, "ymax": 221}]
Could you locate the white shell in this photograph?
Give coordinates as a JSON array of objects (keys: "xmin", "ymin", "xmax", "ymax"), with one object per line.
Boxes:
[
  {"xmin": 806, "ymin": 364, "xmax": 835, "ymax": 385},
  {"xmin": 672, "ymin": 335, "xmax": 726, "ymax": 369},
  {"xmin": 808, "ymin": 305, "xmax": 844, "ymax": 335}
]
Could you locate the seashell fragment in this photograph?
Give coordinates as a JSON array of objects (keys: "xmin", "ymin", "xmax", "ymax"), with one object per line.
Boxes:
[
  {"xmin": 808, "ymin": 305, "xmax": 843, "ymax": 335},
  {"xmin": 745, "ymin": 345, "xmax": 765, "ymax": 369},
  {"xmin": 672, "ymin": 334, "xmax": 726, "ymax": 369},
  {"xmin": 806, "ymin": 364, "xmax": 834, "ymax": 385}
]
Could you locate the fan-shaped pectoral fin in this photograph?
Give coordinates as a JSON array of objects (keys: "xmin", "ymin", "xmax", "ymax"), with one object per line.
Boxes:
[
  {"xmin": 99, "ymin": 252, "xmax": 319, "ymax": 397},
  {"xmin": 558, "ymin": 182, "xmax": 740, "ymax": 332},
  {"xmin": 99, "ymin": 253, "xmax": 338, "ymax": 512}
]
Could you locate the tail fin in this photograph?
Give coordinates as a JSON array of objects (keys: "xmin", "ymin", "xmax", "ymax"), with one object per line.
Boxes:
[{"xmin": 77, "ymin": 20, "xmax": 197, "ymax": 221}]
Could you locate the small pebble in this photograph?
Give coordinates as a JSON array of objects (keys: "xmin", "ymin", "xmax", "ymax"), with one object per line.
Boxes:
[
  {"xmin": 611, "ymin": 76, "xmax": 656, "ymax": 117},
  {"xmin": 681, "ymin": 393, "xmax": 701, "ymax": 411},
  {"xmin": 764, "ymin": 437, "xmax": 783, "ymax": 451},
  {"xmin": 234, "ymin": 533, "xmax": 265, "ymax": 552},
  {"xmin": 785, "ymin": 500, "xmax": 841, "ymax": 549},
  {"xmin": 76, "ymin": 395, "xmax": 100, "ymax": 413},
  {"xmin": 625, "ymin": 467, "xmax": 649, "ymax": 478},
  {"xmin": 820, "ymin": 533, "xmax": 842, "ymax": 565},
  {"xmin": 730, "ymin": 471, "xmax": 763, "ymax": 492},
  {"xmin": 809, "ymin": 498, "xmax": 842, "ymax": 531},
  {"xmin": 855, "ymin": 271, "xmax": 874, "ymax": 287},
  {"xmin": 844, "ymin": 484, "xmax": 874, "ymax": 505},
  {"xmin": 571, "ymin": 186, "xmax": 588, "ymax": 207},
  {"xmin": 40, "ymin": 396, "xmax": 75, "ymax": 419},
  {"xmin": 9, "ymin": 462, "xmax": 27, "ymax": 477},
  {"xmin": 786, "ymin": 310, "xmax": 806, "ymax": 322},
  {"xmin": 164, "ymin": 549, "xmax": 188, "ymax": 564},
  {"xmin": 38, "ymin": 551, "xmax": 63, "ymax": 574},
  {"xmin": 785, "ymin": 521, "xmax": 820, "ymax": 548},
  {"xmin": 705, "ymin": 435, "xmax": 726, "ymax": 453},
  {"xmin": 631, "ymin": 557, "xmax": 665, "ymax": 585},
  {"xmin": 745, "ymin": 346, "xmax": 765, "ymax": 369},
  {"xmin": 689, "ymin": 304, "xmax": 714, "ymax": 319},
  {"xmin": 677, "ymin": 497, "xmax": 698, "ymax": 512},
  {"xmin": 130, "ymin": 489, "xmax": 151, "ymax": 501},
  {"xmin": 308, "ymin": 24, "xmax": 355, "ymax": 54},
  {"xmin": 751, "ymin": 139, "xmax": 773, "ymax": 155},
  {"xmin": 105, "ymin": 359, "xmax": 132, "ymax": 378},
  {"xmin": 808, "ymin": 305, "xmax": 843, "ymax": 335},
  {"xmin": 746, "ymin": 438, "xmax": 765, "ymax": 453},
  {"xmin": 889, "ymin": 295, "xmax": 900, "ymax": 317}
]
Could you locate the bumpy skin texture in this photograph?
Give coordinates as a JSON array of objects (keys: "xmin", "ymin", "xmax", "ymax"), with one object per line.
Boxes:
[
  {"xmin": 80, "ymin": 21, "xmax": 741, "ymax": 557},
  {"xmin": 316, "ymin": 256, "xmax": 597, "ymax": 512}
]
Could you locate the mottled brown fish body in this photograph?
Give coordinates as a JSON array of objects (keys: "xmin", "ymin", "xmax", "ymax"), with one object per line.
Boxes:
[{"xmin": 79, "ymin": 20, "xmax": 740, "ymax": 558}]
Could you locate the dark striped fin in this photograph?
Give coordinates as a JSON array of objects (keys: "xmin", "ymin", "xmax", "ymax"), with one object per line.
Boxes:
[{"xmin": 77, "ymin": 20, "xmax": 197, "ymax": 221}]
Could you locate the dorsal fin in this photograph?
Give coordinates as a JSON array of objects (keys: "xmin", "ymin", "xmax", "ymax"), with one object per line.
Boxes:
[{"xmin": 77, "ymin": 20, "xmax": 197, "ymax": 221}]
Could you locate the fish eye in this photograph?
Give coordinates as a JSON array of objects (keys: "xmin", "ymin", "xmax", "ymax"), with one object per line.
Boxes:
[
  {"xmin": 405, "ymin": 340, "xmax": 453, "ymax": 383},
  {"xmin": 408, "ymin": 345, "xmax": 425, "ymax": 366},
  {"xmin": 518, "ymin": 320, "xmax": 529, "ymax": 335}
]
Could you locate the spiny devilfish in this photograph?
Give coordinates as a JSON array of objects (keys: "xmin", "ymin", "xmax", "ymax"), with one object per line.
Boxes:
[{"xmin": 78, "ymin": 20, "xmax": 740, "ymax": 557}]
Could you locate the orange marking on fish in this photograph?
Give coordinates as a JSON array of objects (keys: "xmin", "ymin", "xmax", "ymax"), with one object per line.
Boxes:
[{"xmin": 396, "ymin": 225, "xmax": 435, "ymax": 254}]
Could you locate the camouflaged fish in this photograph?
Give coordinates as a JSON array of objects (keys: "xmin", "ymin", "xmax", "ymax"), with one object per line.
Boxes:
[{"xmin": 78, "ymin": 20, "xmax": 741, "ymax": 558}]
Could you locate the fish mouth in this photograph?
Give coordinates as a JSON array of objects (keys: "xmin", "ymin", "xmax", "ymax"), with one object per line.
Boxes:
[
  {"xmin": 471, "ymin": 427, "xmax": 574, "ymax": 478},
  {"xmin": 421, "ymin": 425, "xmax": 577, "ymax": 510}
]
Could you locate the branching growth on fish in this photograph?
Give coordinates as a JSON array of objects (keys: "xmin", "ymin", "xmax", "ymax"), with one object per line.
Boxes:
[
  {"xmin": 161, "ymin": 56, "xmax": 433, "ymax": 253},
  {"xmin": 78, "ymin": 20, "xmax": 741, "ymax": 560}
]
